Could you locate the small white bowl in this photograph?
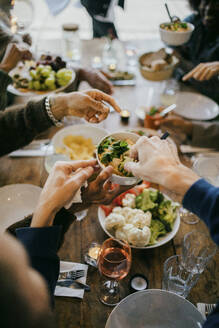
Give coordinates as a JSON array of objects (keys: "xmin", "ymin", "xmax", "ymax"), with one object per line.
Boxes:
[
  {"xmin": 159, "ymin": 22, "xmax": 194, "ymax": 46},
  {"xmin": 96, "ymin": 131, "xmax": 140, "ymax": 186}
]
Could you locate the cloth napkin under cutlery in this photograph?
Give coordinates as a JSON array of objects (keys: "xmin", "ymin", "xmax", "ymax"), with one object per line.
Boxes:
[{"xmin": 55, "ymin": 261, "xmax": 88, "ymax": 299}]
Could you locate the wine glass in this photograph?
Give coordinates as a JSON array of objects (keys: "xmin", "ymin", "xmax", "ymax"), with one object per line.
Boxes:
[
  {"xmin": 179, "ymin": 207, "xmax": 199, "ymax": 224},
  {"xmin": 98, "ymin": 238, "xmax": 131, "ymax": 306}
]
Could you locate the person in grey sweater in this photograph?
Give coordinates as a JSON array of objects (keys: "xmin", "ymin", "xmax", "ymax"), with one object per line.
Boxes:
[{"xmin": 0, "ymin": 88, "xmax": 121, "ymax": 156}]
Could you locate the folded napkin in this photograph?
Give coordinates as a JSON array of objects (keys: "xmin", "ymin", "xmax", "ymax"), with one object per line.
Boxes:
[
  {"xmin": 55, "ymin": 261, "xmax": 88, "ymax": 299},
  {"xmin": 44, "ymin": 0, "xmax": 70, "ymax": 16},
  {"xmin": 64, "ymin": 182, "xmax": 87, "ymax": 209}
]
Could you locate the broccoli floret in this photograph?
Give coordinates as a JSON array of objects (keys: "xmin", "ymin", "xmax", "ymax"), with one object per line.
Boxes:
[
  {"xmin": 136, "ymin": 189, "xmax": 158, "ymax": 212},
  {"xmin": 157, "ymin": 200, "xmax": 178, "ymax": 231},
  {"xmin": 149, "ymin": 219, "xmax": 167, "ymax": 244}
]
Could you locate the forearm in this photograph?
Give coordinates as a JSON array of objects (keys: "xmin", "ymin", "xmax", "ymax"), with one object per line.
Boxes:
[
  {"xmin": 190, "ymin": 121, "xmax": 219, "ymax": 149},
  {"xmin": 0, "ymin": 98, "xmax": 53, "ymax": 155},
  {"xmin": 0, "ymin": 69, "xmax": 13, "ymax": 110}
]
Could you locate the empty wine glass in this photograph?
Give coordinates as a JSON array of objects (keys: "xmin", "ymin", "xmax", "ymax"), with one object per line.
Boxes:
[
  {"xmin": 98, "ymin": 238, "xmax": 131, "ymax": 306},
  {"xmin": 179, "ymin": 207, "xmax": 199, "ymax": 224}
]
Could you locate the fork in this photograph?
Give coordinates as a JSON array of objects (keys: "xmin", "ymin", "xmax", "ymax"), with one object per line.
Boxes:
[
  {"xmin": 59, "ymin": 269, "xmax": 85, "ymax": 280},
  {"xmin": 66, "ymin": 269, "xmax": 85, "ymax": 280}
]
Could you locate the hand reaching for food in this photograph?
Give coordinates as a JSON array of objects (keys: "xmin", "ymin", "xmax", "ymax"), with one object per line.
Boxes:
[
  {"xmin": 53, "ymin": 89, "xmax": 121, "ymax": 123},
  {"xmin": 31, "ymin": 160, "xmax": 96, "ymax": 227},
  {"xmin": 183, "ymin": 62, "xmax": 219, "ymax": 82},
  {"xmin": 0, "ymin": 43, "xmax": 32, "ymax": 73},
  {"xmin": 80, "ymin": 68, "xmax": 113, "ymax": 95},
  {"xmin": 153, "ymin": 114, "xmax": 193, "ymax": 137},
  {"xmin": 124, "ymin": 136, "xmax": 199, "ymax": 195}
]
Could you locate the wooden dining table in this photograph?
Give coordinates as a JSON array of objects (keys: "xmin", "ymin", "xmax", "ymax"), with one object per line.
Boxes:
[{"xmin": 0, "ymin": 39, "xmax": 218, "ymax": 328}]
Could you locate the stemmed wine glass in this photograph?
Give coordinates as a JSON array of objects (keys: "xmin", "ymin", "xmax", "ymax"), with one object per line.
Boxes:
[{"xmin": 98, "ymin": 238, "xmax": 131, "ymax": 306}]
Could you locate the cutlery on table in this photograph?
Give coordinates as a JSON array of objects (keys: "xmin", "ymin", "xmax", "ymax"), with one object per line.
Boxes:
[
  {"xmin": 159, "ymin": 104, "xmax": 176, "ymax": 117},
  {"xmin": 57, "ymin": 279, "xmax": 90, "ymax": 292}
]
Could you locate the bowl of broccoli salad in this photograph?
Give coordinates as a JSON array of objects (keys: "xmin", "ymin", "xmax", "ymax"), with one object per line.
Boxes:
[
  {"xmin": 97, "ymin": 132, "xmax": 140, "ymax": 185},
  {"xmin": 98, "ymin": 188, "xmax": 180, "ymax": 249}
]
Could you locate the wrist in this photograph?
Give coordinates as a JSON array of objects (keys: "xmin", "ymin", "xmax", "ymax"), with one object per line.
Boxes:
[
  {"xmin": 50, "ymin": 94, "xmax": 68, "ymax": 120},
  {"xmin": 31, "ymin": 203, "xmax": 56, "ymax": 227},
  {"xmin": 0, "ymin": 63, "xmax": 11, "ymax": 73},
  {"xmin": 163, "ymin": 165, "xmax": 199, "ymax": 196}
]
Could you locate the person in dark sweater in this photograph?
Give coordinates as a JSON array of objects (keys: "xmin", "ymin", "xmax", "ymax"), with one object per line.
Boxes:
[
  {"xmin": 81, "ymin": 0, "xmax": 125, "ymax": 38},
  {"xmin": 0, "ymin": 88, "xmax": 121, "ymax": 156},
  {"xmin": 173, "ymin": 0, "xmax": 219, "ymax": 103},
  {"xmin": 124, "ymin": 136, "xmax": 219, "ymax": 328}
]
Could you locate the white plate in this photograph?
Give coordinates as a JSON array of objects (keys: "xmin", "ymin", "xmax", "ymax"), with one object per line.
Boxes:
[
  {"xmin": 0, "ymin": 184, "xmax": 42, "ymax": 231},
  {"xmin": 52, "ymin": 124, "xmax": 109, "ymax": 151},
  {"xmin": 174, "ymin": 92, "xmax": 219, "ymax": 120},
  {"xmin": 98, "ymin": 188, "xmax": 180, "ymax": 249},
  {"xmin": 105, "ymin": 289, "xmax": 204, "ymax": 328},
  {"xmin": 193, "ymin": 155, "xmax": 219, "ymax": 186},
  {"xmin": 7, "ymin": 67, "xmax": 76, "ymax": 97}
]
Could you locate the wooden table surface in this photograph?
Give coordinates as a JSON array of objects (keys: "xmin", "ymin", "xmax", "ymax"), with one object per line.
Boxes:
[{"xmin": 0, "ymin": 39, "xmax": 218, "ymax": 328}]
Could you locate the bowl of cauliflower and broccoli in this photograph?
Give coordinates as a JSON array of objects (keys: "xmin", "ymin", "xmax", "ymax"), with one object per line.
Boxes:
[{"xmin": 98, "ymin": 187, "xmax": 180, "ymax": 249}]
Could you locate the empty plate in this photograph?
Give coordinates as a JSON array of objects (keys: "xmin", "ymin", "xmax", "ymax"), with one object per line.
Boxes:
[
  {"xmin": 0, "ymin": 184, "xmax": 42, "ymax": 231},
  {"xmin": 174, "ymin": 92, "xmax": 219, "ymax": 120},
  {"xmin": 105, "ymin": 289, "xmax": 204, "ymax": 328}
]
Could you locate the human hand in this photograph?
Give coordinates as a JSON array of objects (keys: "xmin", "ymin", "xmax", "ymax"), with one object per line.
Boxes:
[
  {"xmin": 153, "ymin": 114, "xmax": 193, "ymax": 137},
  {"xmin": 81, "ymin": 166, "xmax": 136, "ymax": 205},
  {"xmin": 183, "ymin": 62, "xmax": 219, "ymax": 82},
  {"xmin": 22, "ymin": 33, "xmax": 32, "ymax": 46},
  {"xmin": 0, "ymin": 43, "xmax": 32, "ymax": 73},
  {"xmin": 124, "ymin": 136, "xmax": 199, "ymax": 196},
  {"xmin": 51, "ymin": 89, "xmax": 121, "ymax": 123},
  {"xmin": 31, "ymin": 159, "xmax": 96, "ymax": 227},
  {"xmin": 80, "ymin": 68, "xmax": 113, "ymax": 95}
]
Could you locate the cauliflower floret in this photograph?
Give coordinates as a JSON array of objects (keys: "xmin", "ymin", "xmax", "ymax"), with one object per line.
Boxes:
[
  {"xmin": 122, "ymin": 223, "xmax": 135, "ymax": 236},
  {"xmin": 115, "ymin": 228, "xmax": 127, "ymax": 241},
  {"xmin": 121, "ymin": 207, "xmax": 134, "ymax": 221},
  {"xmin": 126, "ymin": 226, "xmax": 151, "ymax": 247},
  {"xmin": 126, "ymin": 208, "xmax": 145, "ymax": 223},
  {"xmin": 112, "ymin": 206, "xmax": 123, "ymax": 215},
  {"xmin": 131, "ymin": 211, "xmax": 152, "ymax": 229},
  {"xmin": 122, "ymin": 193, "xmax": 136, "ymax": 208},
  {"xmin": 105, "ymin": 213, "xmax": 125, "ymax": 230}
]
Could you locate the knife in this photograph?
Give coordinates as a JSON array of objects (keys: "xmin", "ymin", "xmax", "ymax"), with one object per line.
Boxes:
[{"xmin": 57, "ymin": 279, "xmax": 91, "ymax": 292}]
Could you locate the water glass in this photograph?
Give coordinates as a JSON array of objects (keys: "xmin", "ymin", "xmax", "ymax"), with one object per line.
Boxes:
[
  {"xmin": 179, "ymin": 207, "xmax": 199, "ymax": 225},
  {"xmin": 182, "ymin": 231, "xmax": 217, "ymax": 274},
  {"xmin": 162, "ymin": 255, "xmax": 200, "ymax": 298}
]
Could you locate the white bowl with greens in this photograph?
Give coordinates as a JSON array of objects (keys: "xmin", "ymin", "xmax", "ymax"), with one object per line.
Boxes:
[{"xmin": 97, "ymin": 131, "xmax": 140, "ymax": 186}]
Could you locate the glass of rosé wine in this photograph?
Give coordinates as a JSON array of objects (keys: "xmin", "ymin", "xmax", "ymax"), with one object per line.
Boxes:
[{"xmin": 98, "ymin": 238, "xmax": 132, "ymax": 306}]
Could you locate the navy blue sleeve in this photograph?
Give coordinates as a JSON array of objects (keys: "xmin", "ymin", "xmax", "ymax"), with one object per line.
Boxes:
[
  {"xmin": 183, "ymin": 178, "xmax": 219, "ymax": 246},
  {"xmin": 16, "ymin": 226, "xmax": 62, "ymax": 305},
  {"xmin": 183, "ymin": 179, "xmax": 219, "ymax": 328}
]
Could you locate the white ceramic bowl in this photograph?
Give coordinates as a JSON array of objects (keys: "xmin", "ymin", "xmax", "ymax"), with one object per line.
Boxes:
[
  {"xmin": 96, "ymin": 131, "xmax": 140, "ymax": 186},
  {"xmin": 98, "ymin": 188, "xmax": 180, "ymax": 249},
  {"xmin": 105, "ymin": 290, "xmax": 204, "ymax": 328},
  {"xmin": 159, "ymin": 22, "xmax": 194, "ymax": 46},
  {"xmin": 45, "ymin": 125, "xmax": 109, "ymax": 173}
]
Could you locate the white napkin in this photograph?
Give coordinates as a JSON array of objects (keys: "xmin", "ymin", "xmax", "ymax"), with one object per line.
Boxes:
[
  {"xmin": 55, "ymin": 261, "xmax": 88, "ymax": 299},
  {"xmin": 64, "ymin": 182, "xmax": 88, "ymax": 209}
]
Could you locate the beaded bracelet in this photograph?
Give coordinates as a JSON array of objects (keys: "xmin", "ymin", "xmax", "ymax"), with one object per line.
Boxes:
[{"xmin": 45, "ymin": 97, "xmax": 63, "ymax": 127}]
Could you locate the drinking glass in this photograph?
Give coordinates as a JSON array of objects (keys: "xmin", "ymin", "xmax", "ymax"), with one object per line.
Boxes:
[
  {"xmin": 179, "ymin": 207, "xmax": 199, "ymax": 225},
  {"xmin": 98, "ymin": 238, "xmax": 131, "ymax": 306},
  {"xmin": 182, "ymin": 231, "xmax": 217, "ymax": 274},
  {"xmin": 162, "ymin": 255, "xmax": 200, "ymax": 298}
]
